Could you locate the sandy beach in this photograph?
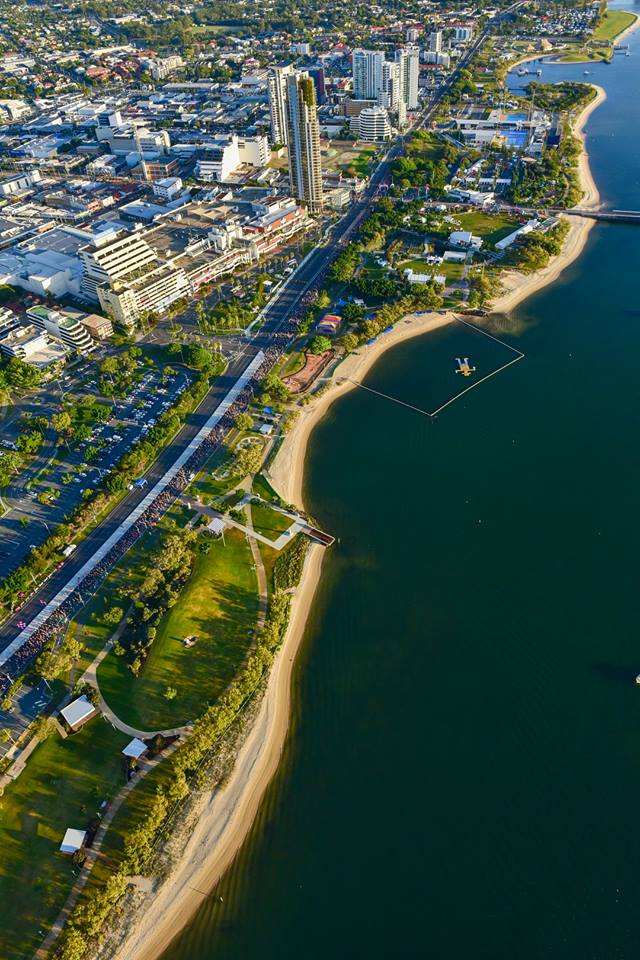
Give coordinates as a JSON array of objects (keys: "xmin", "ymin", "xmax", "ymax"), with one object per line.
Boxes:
[{"xmin": 102, "ymin": 71, "xmax": 608, "ymax": 960}]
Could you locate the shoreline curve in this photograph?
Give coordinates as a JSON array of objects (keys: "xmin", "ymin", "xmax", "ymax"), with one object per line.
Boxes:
[{"xmin": 105, "ymin": 72, "xmax": 609, "ymax": 960}]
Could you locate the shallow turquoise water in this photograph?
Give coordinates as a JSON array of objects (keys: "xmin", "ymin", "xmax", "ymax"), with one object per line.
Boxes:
[{"xmin": 161, "ymin": 19, "xmax": 640, "ymax": 960}]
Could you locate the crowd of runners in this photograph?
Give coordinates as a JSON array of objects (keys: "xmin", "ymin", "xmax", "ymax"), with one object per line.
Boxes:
[{"xmin": 0, "ymin": 302, "xmax": 312, "ymax": 697}]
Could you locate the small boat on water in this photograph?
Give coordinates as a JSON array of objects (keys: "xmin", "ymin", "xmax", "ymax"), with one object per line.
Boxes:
[
  {"xmin": 536, "ymin": 68, "xmax": 542, "ymax": 76},
  {"xmin": 584, "ymin": 69, "xmax": 590, "ymax": 74},
  {"xmin": 635, "ymin": 674, "xmax": 640, "ymax": 685}
]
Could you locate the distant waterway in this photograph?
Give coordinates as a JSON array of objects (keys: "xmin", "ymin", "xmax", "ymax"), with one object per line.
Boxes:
[{"xmin": 161, "ymin": 14, "xmax": 640, "ymax": 960}]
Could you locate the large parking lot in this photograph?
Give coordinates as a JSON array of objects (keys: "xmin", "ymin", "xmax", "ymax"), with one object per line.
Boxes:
[
  {"xmin": 67, "ymin": 365, "xmax": 192, "ymax": 475},
  {"xmin": 0, "ymin": 358, "xmax": 194, "ymax": 574}
]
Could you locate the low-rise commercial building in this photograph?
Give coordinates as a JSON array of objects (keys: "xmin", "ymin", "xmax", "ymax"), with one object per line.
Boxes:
[
  {"xmin": 79, "ymin": 312, "xmax": 113, "ymax": 340},
  {"xmin": 449, "ymin": 229, "xmax": 482, "ymax": 250},
  {"xmin": 0, "ymin": 170, "xmax": 42, "ymax": 196},
  {"xmin": 0, "ymin": 322, "xmax": 68, "ymax": 367}
]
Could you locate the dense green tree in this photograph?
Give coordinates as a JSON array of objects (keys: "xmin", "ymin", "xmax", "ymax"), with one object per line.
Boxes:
[
  {"xmin": 235, "ymin": 412, "xmax": 253, "ymax": 432},
  {"xmin": 104, "ymin": 606, "xmax": 124, "ymax": 625},
  {"xmin": 308, "ymin": 335, "xmax": 333, "ymax": 354},
  {"xmin": 260, "ymin": 372, "xmax": 290, "ymax": 404},
  {"xmin": 16, "ymin": 430, "xmax": 44, "ymax": 454}
]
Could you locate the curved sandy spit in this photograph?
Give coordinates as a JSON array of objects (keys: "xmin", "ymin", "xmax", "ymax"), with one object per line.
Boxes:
[
  {"xmin": 527, "ymin": 11, "xmax": 638, "ymax": 66},
  {"xmin": 609, "ymin": 11, "xmax": 639, "ymax": 45},
  {"xmin": 105, "ymin": 72, "xmax": 609, "ymax": 960}
]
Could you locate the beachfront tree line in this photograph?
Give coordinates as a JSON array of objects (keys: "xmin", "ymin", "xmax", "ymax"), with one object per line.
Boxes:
[
  {"xmin": 322, "ymin": 198, "xmax": 444, "ymax": 351},
  {"xmin": 507, "ymin": 129, "xmax": 584, "ymax": 208}
]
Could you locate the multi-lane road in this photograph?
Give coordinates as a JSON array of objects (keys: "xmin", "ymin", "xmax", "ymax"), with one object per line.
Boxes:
[{"xmin": 0, "ymin": 3, "xmax": 521, "ymax": 665}]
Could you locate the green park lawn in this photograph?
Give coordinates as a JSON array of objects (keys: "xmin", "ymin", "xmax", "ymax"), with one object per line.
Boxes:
[
  {"xmin": 190, "ymin": 23, "xmax": 241, "ymax": 34},
  {"xmin": 321, "ymin": 141, "xmax": 378, "ymax": 178},
  {"xmin": 557, "ymin": 45, "xmax": 611, "ymax": 62},
  {"xmin": 0, "ymin": 719, "xmax": 128, "ymax": 960},
  {"xmin": 400, "ymin": 259, "xmax": 466, "ymax": 283},
  {"xmin": 360, "ymin": 254, "xmax": 385, "ymax": 278},
  {"xmin": 252, "ymin": 473, "xmax": 285, "ymax": 507},
  {"xmin": 592, "ymin": 9, "xmax": 636, "ymax": 41},
  {"xmin": 278, "ymin": 349, "xmax": 306, "ymax": 379},
  {"xmin": 454, "ymin": 211, "xmax": 520, "ymax": 246},
  {"xmin": 185, "ymin": 440, "xmax": 238, "ymax": 502},
  {"xmin": 351, "ymin": 147, "xmax": 377, "ymax": 177},
  {"xmin": 250, "ymin": 499, "xmax": 295, "ymax": 542},
  {"xmin": 96, "ymin": 529, "xmax": 259, "ymax": 731}
]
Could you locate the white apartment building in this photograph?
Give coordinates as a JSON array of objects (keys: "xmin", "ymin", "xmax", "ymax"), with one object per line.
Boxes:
[
  {"xmin": 96, "ymin": 109, "xmax": 123, "ymax": 129},
  {"xmin": 428, "ymin": 30, "xmax": 443, "ymax": 53},
  {"xmin": 238, "ymin": 136, "xmax": 271, "ymax": 168},
  {"xmin": 152, "ymin": 177, "xmax": 183, "ymax": 202},
  {"xmin": 424, "ymin": 51, "xmax": 451, "ymax": 67},
  {"xmin": 454, "ymin": 27, "xmax": 473, "ymax": 41},
  {"xmin": 98, "ymin": 262, "xmax": 192, "ymax": 326},
  {"xmin": 379, "ymin": 61, "xmax": 400, "ymax": 111},
  {"xmin": 95, "ymin": 124, "xmax": 171, "ymax": 157},
  {"xmin": 0, "ymin": 307, "xmax": 19, "ymax": 337},
  {"xmin": 196, "ymin": 135, "xmax": 270, "ymax": 182},
  {"xmin": 144, "ymin": 54, "xmax": 183, "ymax": 80},
  {"xmin": 268, "ymin": 64, "xmax": 295, "ymax": 146},
  {"xmin": 395, "ymin": 46, "xmax": 420, "ymax": 110},
  {"xmin": 352, "ymin": 49, "xmax": 385, "ymax": 101}
]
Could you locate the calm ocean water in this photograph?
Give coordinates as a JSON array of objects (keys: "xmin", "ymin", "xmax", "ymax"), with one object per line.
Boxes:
[{"xmin": 162, "ymin": 14, "xmax": 640, "ymax": 960}]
